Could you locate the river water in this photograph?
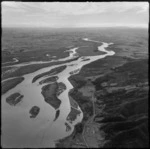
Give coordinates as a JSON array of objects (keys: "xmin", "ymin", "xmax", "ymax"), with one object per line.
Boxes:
[{"xmin": 1, "ymin": 38, "xmax": 115, "ymax": 148}]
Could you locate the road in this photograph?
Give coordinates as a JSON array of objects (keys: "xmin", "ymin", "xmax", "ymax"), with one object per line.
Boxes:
[{"xmin": 82, "ymin": 93, "xmax": 96, "ymax": 148}]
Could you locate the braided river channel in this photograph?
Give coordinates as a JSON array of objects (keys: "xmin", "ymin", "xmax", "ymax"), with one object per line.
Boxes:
[{"xmin": 2, "ymin": 38, "xmax": 115, "ymax": 148}]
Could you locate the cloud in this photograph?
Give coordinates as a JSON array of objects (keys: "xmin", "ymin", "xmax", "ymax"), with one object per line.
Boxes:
[
  {"xmin": 2, "ymin": 2, "xmax": 149, "ymax": 16},
  {"xmin": 37, "ymin": 2, "xmax": 149, "ymax": 15},
  {"xmin": 2, "ymin": 2, "xmax": 149, "ymax": 28},
  {"xmin": 2, "ymin": 1, "xmax": 19, "ymax": 8},
  {"xmin": 136, "ymin": 2, "xmax": 149, "ymax": 13}
]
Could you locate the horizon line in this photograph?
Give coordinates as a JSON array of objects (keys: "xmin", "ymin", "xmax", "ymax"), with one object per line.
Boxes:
[{"xmin": 2, "ymin": 25, "xmax": 149, "ymax": 29}]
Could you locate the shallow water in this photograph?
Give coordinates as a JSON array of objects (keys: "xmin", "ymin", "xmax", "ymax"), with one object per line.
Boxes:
[{"xmin": 1, "ymin": 38, "xmax": 115, "ymax": 148}]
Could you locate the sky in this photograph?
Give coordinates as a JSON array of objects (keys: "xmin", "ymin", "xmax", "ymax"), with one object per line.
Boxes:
[{"xmin": 2, "ymin": 2, "xmax": 149, "ymax": 28}]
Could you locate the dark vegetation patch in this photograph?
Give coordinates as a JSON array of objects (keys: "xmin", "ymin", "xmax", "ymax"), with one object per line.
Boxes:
[
  {"xmin": 65, "ymin": 122, "xmax": 72, "ymax": 132},
  {"xmin": 68, "ymin": 75, "xmax": 86, "ymax": 88},
  {"xmin": 32, "ymin": 65, "xmax": 66, "ymax": 83},
  {"xmin": 41, "ymin": 83, "xmax": 61, "ymax": 109},
  {"xmin": 74, "ymin": 123, "xmax": 84, "ymax": 134},
  {"xmin": 81, "ymin": 58, "xmax": 90, "ymax": 61},
  {"xmin": 66, "ymin": 107, "xmax": 81, "ymax": 123},
  {"xmin": 2, "ymin": 77, "xmax": 24, "ymax": 94},
  {"xmin": 29, "ymin": 106, "xmax": 40, "ymax": 118},
  {"xmin": 39, "ymin": 76, "xmax": 58, "ymax": 85},
  {"xmin": 57, "ymin": 82, "xmax": 67, "ymax": 96},
  {"xmin": 6, "ymin": 92, "xmax": 24, "ymax": 106},
  {"xmin": 54, "ymin": 110, "xmax": 60, "ymax": 121}
]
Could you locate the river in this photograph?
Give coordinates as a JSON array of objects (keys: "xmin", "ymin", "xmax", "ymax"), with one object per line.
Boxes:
[{"xmin": 1, "ymin": 38, "xmax": 115, "ymax": 148}]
